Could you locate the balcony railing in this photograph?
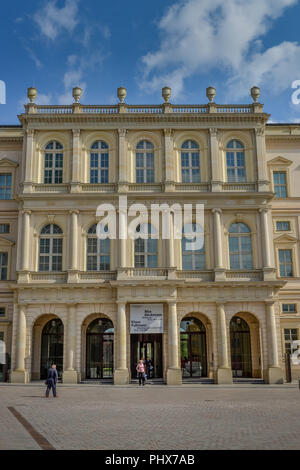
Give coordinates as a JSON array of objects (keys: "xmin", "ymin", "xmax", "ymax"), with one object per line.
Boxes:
[
  {"xmin": 225, "ymin": 270, "xmax": 262, "ymax": 281},
  {"xmin": 222, "ymin": 182, "xmax": 257, "ymax": 192},
  {"xmin": 174, "ymin": 183, "xmax": 210, "ymax": 192},
  {"xmin": 176, "ymin": 270, "xmax": 214, "ymax": 281}
]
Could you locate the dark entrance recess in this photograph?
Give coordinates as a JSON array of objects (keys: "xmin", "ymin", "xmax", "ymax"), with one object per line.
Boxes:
[
  {"xmin": 40, "ymin": 318, "xmax": 64, "ymax": 380},
  {"xmin": 180, "ymin": 317, "xmax": 208, "ymax": 377},
  {"xmin": 230, "ymin": 316, "xmax": 252, "ymax": 378},
  {"xmin": 86, "ymin": 318, "xmax": 114, "ymax": 379},
  {"xmin": 131, "ymin": 334, "xmax": 163, "ymax": 379}
]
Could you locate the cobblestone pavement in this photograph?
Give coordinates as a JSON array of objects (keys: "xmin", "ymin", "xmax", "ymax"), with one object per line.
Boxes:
[{"xmin": 0, "ymin": 383, "xmax": 300, "ymax": 450}]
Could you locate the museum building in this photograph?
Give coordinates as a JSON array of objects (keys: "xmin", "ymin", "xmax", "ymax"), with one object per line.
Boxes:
[{"xmin": 0, "ymin": 85, "xmax": 299, "ymax": 385}]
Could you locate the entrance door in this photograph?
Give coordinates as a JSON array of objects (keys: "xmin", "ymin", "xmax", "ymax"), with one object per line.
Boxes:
[
  {"xmin": 180, "ymin": 317, "xmax": 207, "ymax": 377},
  {"xmin": 131, "ymin": 334, "xmax": 162, "ymax": 378},
  {"xmin": 230, "ymin": 316, "xmax": 252, "ymax": 378},
  {"xmin": 40, "ymin": 319, "xmax": 64, "ymax": 379},
  {"xmin": 86, "ymin": 318, "xmax": 114, "ymax": 379}
]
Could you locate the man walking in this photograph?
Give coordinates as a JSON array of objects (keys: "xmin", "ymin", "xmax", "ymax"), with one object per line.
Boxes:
[{"xmin": 45, "ymin": 364, "xmax": 58, "ymax": 398}]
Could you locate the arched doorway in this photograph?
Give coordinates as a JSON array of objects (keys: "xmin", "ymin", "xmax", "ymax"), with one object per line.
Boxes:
[
  {"xmin": 180, "ymin": 316, "xmax": 207, "ymax": 377},
  {"xmin": 86, "ymin": 318, "xmax": 114, "ymax": 379},
  {"xmin": 40, "ymin": 318, "xmax": 64, "ymax": 380},
  {"xmin": 230, "ymin": 316, "xmax": 252, "ymax": 377}
]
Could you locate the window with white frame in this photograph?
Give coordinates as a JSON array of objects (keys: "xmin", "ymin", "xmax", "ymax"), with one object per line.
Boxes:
[
  {"xmin": 284, "ymin": 328, "xmax": 299, "ymax": 354},
  {"xmin": 276, "ymin": 221, "xmax": 291, "ymax": 231},
  {"xmin": 90, "ymin": 141, "xmax": 109, "ymax": 183},
  {"xmin": 86, "ymin": 224, "xmax": 110, "ymax": 271},
  {"xmin": 134, "ymin": 224, "xmax": 158, "ymax": 267},
  {"xmin": 0, "ymin": 252, "xmax": 8, "ymax": 280},
  {"xmin": 0, "ymin": 224, "xmax": 9, "ymax": 234},
  {"xmin": 273, "ymin": 171, "xmax": 287, "ymax": 198},
  {"xmin": 136, "ymin": 140, "xmax": 154, "ymax": 183},
  {"xmin": 229, "ymin": 222, "xmax": 253, "ymax": 270},
  {"xmin": 182, "ymin": 223, "xmax": 205, "ymax": 270},
  {"xmin": 181, "ymin": 140, "xmax": 200, "ymax": 183},
  {"xmin": 0, "ymin": 174, "xmax": 12, "ymax": 200},
  {"xmin": 39, "ymin": 224, "xmax": 63, "ymax": 272},
  {"xmin": 44, "ymin": 141, "xmax": 63, "ymax": 184},
  {"xmin": 282, "ymin": 304, "xmax": 297, "ymax": 314},
  {"xmin": 226, "ymin": 140, "xmax": 246, "ymax": 183},
  {"xmin": 278, "ymin": 249, "xmax": 293, "ymax": 277}
]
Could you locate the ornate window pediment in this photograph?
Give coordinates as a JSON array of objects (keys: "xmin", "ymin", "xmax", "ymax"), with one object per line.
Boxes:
[
  {"xmin": 267, "ymin": 156, "xmax": 293, "ymax": 167},
  {"xmin": 274, "ymin": 233, "xmax": 298, "ymax": 244},
  {"xmin": 0, "ymin": 158, "xmax": 18, "ymax": 168}
]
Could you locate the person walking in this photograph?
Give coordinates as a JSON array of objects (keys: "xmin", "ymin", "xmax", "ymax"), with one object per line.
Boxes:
[
  {"xmin": 45, "ymin": 364, "xmax": 58, "ymax": 397},
  {"xmin": 145, "ymin": 356, "xmax": 153, "ymax": 380},
  {"xmin": 136, "ymin": 359, "xmax": 146, "ymax": 386}
]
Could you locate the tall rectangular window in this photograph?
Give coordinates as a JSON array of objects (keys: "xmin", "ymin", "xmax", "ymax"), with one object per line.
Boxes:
[
  {"xmin": 273, "ymin": 171, "xmax": 287, "ymax": 198},
  {"xmin": 44, "ymin": 153, "xmax": 63, "ymax": 184},
  {"xmin": 0, "ymin": 174, "xmax": 12, "ymax": 200},
  {"xmin": 0, "ymin": 307, "xmax": 5, "ymax": 317},
  {"xmin": 0, "ymin": 252, "xmax": 8, "ymax": 280},
  {"xmin": 278, "ymin": 249, "xmax": 293, "ymax": 277},
  {"xmin": 284, "ymin": 328, "xmax": 299, "ymax": 354},
  {"xmin": 0, "ymin": 224, "xmax": 10, "ymax": 234}
]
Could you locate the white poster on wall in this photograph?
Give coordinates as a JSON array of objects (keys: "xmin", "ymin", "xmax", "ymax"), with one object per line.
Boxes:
[{"xmin": 130, "ymin": 304, "xmax": 164, "ymax": 334}]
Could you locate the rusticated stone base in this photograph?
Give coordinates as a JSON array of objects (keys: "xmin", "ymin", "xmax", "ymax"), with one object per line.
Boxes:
[
  {"xmin": 166, "ymin": 367, "xmax": 182, "ymax": 385},
  {"xmin": 62, "ymin": 370, "xmax": 79, "ymax": 384},
  {"xmin": 10, "ymin": 370, "xmax": 29, "ymax": 384},
  {"xmin": 114, "ymin": 368, "xmax": 129, "ymax": 385},
  {"xmin": 267, "ymin": 366, "xmax": 284, "ymax": 384},
  {"xmin": 216, "ymin": 367, "xmax": 233, "ymax": 384}
]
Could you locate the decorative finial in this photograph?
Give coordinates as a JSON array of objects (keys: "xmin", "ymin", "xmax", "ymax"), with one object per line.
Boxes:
[
  {"xmin": 72, "ymin": 87, "xmax": 82, "ymax": 103},
  {"xmin": 162, "ymin": 86, "xmax": 171, "ymax": 103},
  {"xmin": 206, "ymin": 86, "xmax": 216, "ymax": 103},
  {"xmin": 27, "ymin": 87, "xmax": 37, "ymax": 103},
  {"xmin": 251, "ymin": 86, "xmax": 260, "ymax": 103},
  {"xmin": 117, "ymin": 87, "xmax": 127, "ymax": 103}
]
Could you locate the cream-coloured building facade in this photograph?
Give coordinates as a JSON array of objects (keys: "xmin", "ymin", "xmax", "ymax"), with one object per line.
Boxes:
[{"xmin": 0, "ymin": 86, "xmax": 299, "ymax": 385}]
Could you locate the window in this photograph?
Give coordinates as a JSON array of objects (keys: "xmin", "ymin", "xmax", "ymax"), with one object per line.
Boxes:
[
  {"xmin": 0, "ymin": 224, "xmax": 9, "ymax": 234},
  {"xmin": 134, "ymin": 224, "xmax": 158, "ymax": 267},
  {"xmin": 282, "ymin": 304, "xmax": 297, "ymax": 314},
  {"xmin": 276, "ymin": 221, "xmax": 291, "ymax": 231},
  {"xmin": 182, "ymin": 223, "xmax": 205, "ymax": 270},
  {"xmin": 44, "ymin": 141, "xmax": 63, "ymax": 184},
  {"xmin": 226, "ymin": 140, "xmax": 246, "ymax": 182},
  {"xmin": 278, "ymin": 249, "xmax": 293, "ymax": 277},
  {"xmin": 86, "ymin": 224, "xmax": 110, "ymax": 271},
  {"xmin": 0, "ymin": 332, "xmax": 3, "ymax": 342},
  {"xmin": 0, "ymin": 174, "xmax": 12, "ymax": 200},
  {"xmin": 284, "ymin": 328, "xmax": 299, "ymax": 355},
  {"xmin": 181, "ymin": 140, "xmax": 200, "ymax": 183},
  {"xmin": 229, "ymin": 222, "xmax": 253, "ymax": 269},
  {"xmin": 90, "ymin": 141, "xmax": 109, "ymax": 183},
  {"xmin": 273, "ymin": 171, "xmax": 287, "ymax": 198},
  {"xmin": 0, "ymin": 252, "xmax": 8, "ymax": 280},
  {"xmin": 136, "ymin": 140, "xmax": 154, "ymax": 183},
  {"xmin": 39, "ymin": 224, "xmax": 63, "ymax": 272},
  {"xmin": 0, "ymin": 307, "xmax": 5, "ymax": 317}
]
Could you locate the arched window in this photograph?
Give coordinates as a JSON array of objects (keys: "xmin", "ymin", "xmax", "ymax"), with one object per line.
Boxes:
[
  {"xmin": 136, "ymin": 140, "xmax": 154, "ymax": 183},
  {"xmin": 90, "ymin": 141, "xmax": 109, "ymax": 183},
  {"xmin": 226, "ymin": 139, "xmax": 246, "ymax": 182},
  {"xmin": 44, "ymin": 141, "xmax": 63, "ymax": 184},
  {"xmin": 134, "ymin": 223, "xmax": 158, "ymax": 267},
  {"xmin": 181, "ymin": 140, "xmax": 200, "ymax": 183},
  {"xmin": 181, "ymin": 223, "xmax": 205, "ymax": 270},
  {"xmin": 39, "ymin": 224, "xmax": 63, "ymax": 272},
  {"xmin": 86, "ymin": 224, "xmax": 110, "ymax": 271},
  {"xmin": 180, "ymin": 317, "xmax": 207, "ymax": 377},
  {"xmin": 228, "ymin": 222, "xmax": 253, "ymax": 270}
]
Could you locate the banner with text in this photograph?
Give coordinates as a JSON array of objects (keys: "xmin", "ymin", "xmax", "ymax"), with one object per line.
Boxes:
[{"xmin": 130, "ymin": 304, "xmax": 164, "ymax": 334}]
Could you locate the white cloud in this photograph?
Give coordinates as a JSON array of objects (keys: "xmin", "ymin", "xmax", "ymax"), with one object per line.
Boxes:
[
  {"xmin": 25, "ymin": 46, "xmax": 43, "ymax": 69},
  {"xmin": 139, "ymin": 0, "xmax": 300, "ymax": 99},
  {"xmin": 34, "ymin": 0, "xmax": 79, "ymax": 40}
]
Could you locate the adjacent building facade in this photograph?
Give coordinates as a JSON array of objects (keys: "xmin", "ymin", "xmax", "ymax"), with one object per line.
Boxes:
[{"xmin": 0, "ymin": 86, "xmax": 299, "ymax": 385}]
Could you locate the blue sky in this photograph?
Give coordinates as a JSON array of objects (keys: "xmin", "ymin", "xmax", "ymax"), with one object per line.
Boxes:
[{"xmin": 1, "ymin": 0, "xmax": 300, "ymax": 124}]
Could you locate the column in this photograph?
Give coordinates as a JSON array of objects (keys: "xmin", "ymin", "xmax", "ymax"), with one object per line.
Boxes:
[
  {"xmin": 167, "ymin": 212, "xmax": 176, "ymax": 279},
  {"xmin": 118, "ymin": 128, "xmax": 128, "ymax": 187},
  {"xmin": 71, "ymin": 129, "xmax": 81, "ymax": 191},
  {"xmin": 62, "ymin": 305, "xmax": 79, "ymax": 383},
  {"xmin": 68, "ymin": 210, "xmax": 79, "ymax": 282},
  {"xmin": 259, "ymin": 208, "xmax": 276, "ymax": 280},
  {"xmin": 11, "ymin": 305, "xmax": 28, "ymax": 383},
  {"xmin": 24, "ymin": 129, "xmax": 34, "ymax": 191},
  {"xmin": 216, "ymin": 303, "xmax": 232, "ymax": 384},
  {"xmin": 266, "ymin": 302, "xmax": 283, "ymax": 384},
  {"xmin": 166, "ymin": 301, "xmax": 181, "ymax": 385},
  {"xmin": 20, "ymin": 210, "xmax": 31, "ymax": 272},
  {"xmin": 164, "ymin": 129, "xmax": 175, "ymax": 191},
  {"xmin": 209, "ymin": 128, "xmax": 221, "ymax": 191},
  {"xmin": 212, "ymin": 208, "xmax": 225, "ymax": 280},
  {"xmin": 114, "ymin": 301, "xmax": 129, "ymax": 384},
  {"xmin": 255, "ymin": 127, "xmax": 269, "ymax": 191}
]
